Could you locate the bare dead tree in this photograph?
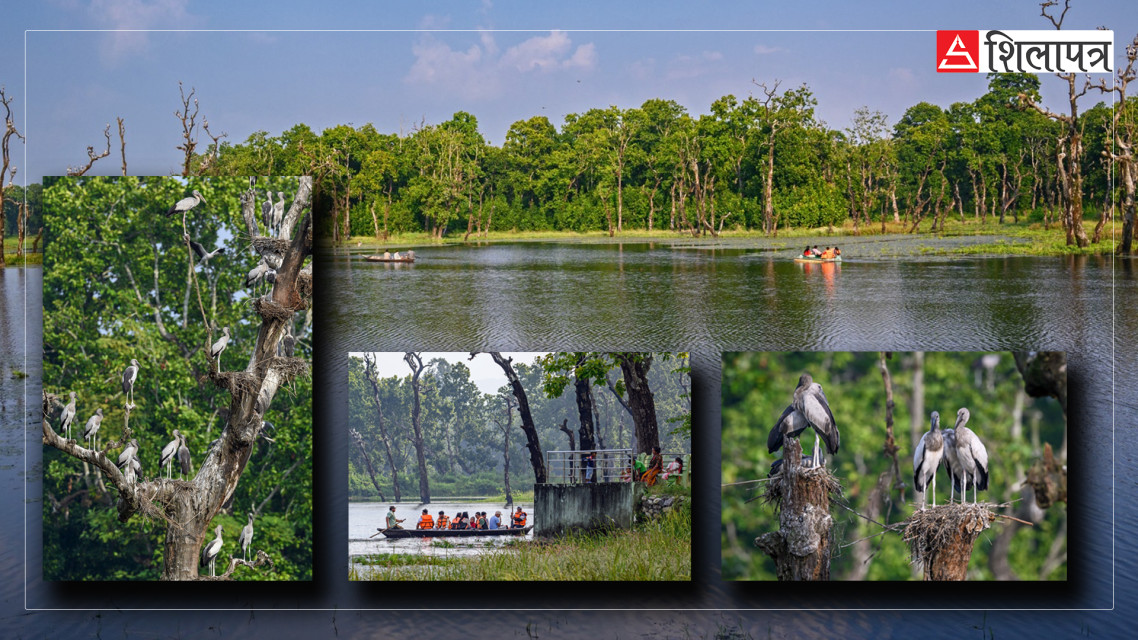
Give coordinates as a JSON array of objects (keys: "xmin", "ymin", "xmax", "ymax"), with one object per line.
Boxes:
[
  {"xmin": 1017, "ymin": 0, "xmax": 1093, "ymax": 247},
  {"xmin": 478, "ymin": 352, "xmax": 547, "ymax": 484},
  {"xmin": 491, "ymin": 394, "xmax": 516, "ymax": 506},
  {"xmin": 67, "ymin": 123, "xmax": 112, "ymax": 177},
  {"xmin": 755, "ymin": 438, "xmax": 839, "ymax": 580},
  {"xmin": 363, "ymin": 353, "xmax": 401, "ymax": 501},
  {"xmin": 118, "ymin": 117, "xmax": 127, "ymax": 176},
  {"xmin": 0, "ymin": 86, "xmax": 24, "ymax": 268},
  {"xmin": 349, "ymin": 429, "xmax": 386, "ymax": 501},
  {"xmin": 403, "ymin": 352, "xmax": 431, "ymax": 503},
  {"xmin": 42, "ymin": 178, "xmax": 314, "ymax": 580},
  {"xmin": 198, "ymin": 118, "xmax": 228, "ymax": 175},
  {"xmin": 175, "ymin": 82, "xmax": 200, "ymax": 177},
  {"xmin": 1091, "ymin": 33, "xmax": 1138, "ymax": 254}
]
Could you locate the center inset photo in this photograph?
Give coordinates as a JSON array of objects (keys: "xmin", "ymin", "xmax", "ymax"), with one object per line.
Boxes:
[{"xmin": 346, "ymin": 351, "xmax": 692, "ymax": 581}]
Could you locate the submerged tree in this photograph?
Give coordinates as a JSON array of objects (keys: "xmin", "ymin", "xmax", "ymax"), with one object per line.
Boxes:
[{"xmin": 403, "ymin": 352, "xmax": 432, "ymax": 503}]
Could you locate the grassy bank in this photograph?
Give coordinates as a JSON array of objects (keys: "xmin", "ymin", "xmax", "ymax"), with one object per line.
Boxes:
[
  {"xmin": 3, "ymin": 239, "xmax": 43, "ymax": 266},
  {"xmin": 351, "ymin": 492, "xmax": 692, "ymax": 582},
  {"xmin": 336, "ymin": 218, "xmax": 1123, "ymax": 257}
]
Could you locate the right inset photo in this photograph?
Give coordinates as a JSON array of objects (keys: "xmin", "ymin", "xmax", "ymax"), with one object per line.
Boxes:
[{"xmin": 721, "ymin": 351, "xmax": 1067, "ymax": 581}]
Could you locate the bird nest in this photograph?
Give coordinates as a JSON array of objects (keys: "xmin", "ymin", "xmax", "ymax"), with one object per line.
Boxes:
[
  {"xmin": 903, "ymin": 502, "xmax": 993, "ymax": 569},
  {"xmin": 205, "ymin": 370, "xmax": 260, "ymax": 395},
  {"xmin": 252, "ymin": 237, "xmax": 290, "ymax": 255},
  {"xmin": 296, "ymin": 270, "xmax": 312, "ymax": 303},
  {"xmin": 265, "ymin": 356, "xmax": 309, "ymax": 383},
  {"xmin": 762, "ymin": 464, "xmax": 842, "ymax": 512},
  {"xmin": 253, "ymin": 296, "xmax": 294, "ymax": 321}
]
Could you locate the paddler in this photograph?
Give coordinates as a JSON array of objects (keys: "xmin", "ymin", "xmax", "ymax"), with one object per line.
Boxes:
[{"xmin": 386, "ymin": 505, "xmax": 404, "ymax": 530}]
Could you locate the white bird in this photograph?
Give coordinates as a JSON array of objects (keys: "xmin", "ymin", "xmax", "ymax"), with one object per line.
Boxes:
[
  {"xmin": 200, "ymin": 524, "xmax": 224, "ymax": 577},
  {"xmin": 160, "ymin": 429, "xmax": 182, "ymax": 480},
  {"xmin": 273, "ymin": 191, "xmax": 286, "ymax": 235},
  {"xmin": 190, "ymin": 241, "xmax": 226, "ymax": 265},
  {"xmin": 81, "ymin": 408, "xmax": 103, "ymax": 449},
  {"xmin": 177, "ymin": 432, "xmax": 192, "ymax": 480},
  {"xmin": 238, "ymin": 513, "xmax": 255, "ymax": 561},
  {"xmin": 913, "ymin": 411, "xmax": 945, "ymax": 509},
  {"xmin": 165, "ymin": 190, "xmax": 205, "ymax": 217},
  {"xmin": 60, "ymin": 391, "xmax": 77, "ymax": 440},
  {"xmin": 952, "ymin": 408, "xmax": 990, "ymax": 504},
  {"xmin": 122, "ymin": 358, "xmax": 140, "ymax": 408},
  {"xmin": 117, "ymin": 438, "xmax": 138, "ymax": 467},
  {"xmin": 210, "ymin": 327, "xmax": 231, "ymax": 362},
  {"xmin": 941, "ymin": 428, "xmax": 961, "ymax": 503}
]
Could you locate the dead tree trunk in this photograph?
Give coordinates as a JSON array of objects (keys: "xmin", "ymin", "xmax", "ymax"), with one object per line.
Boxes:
[
  {"xmin": 904, "ymin": 504, "xmax": 994, "ymax": 580},
  {"xmin": 403, "ymin": 352, "xmax": 431, "ymax": 504},
  {"xmin": 349, "ymin": 429, "xmax": 386, "ymax": 501},
  {"xmin": 616, "ymin": 353, "xmax": 659, "ymax": 455},
  {"xmin": 558, "ymin": 418, "xmax": 576, "ymax": 451},
  {"xmin": 482, "ymin": 352, "xmax": 546, "ymax": 483},
  {"xmin": 754, "ymin": 438, "xmax": 838, "ymax": 580},
  {"xmin": 363, "ymin": 354, "xmax": 401, "ymax": 501},
  {"xmin": 492, "ymin": 396, "xmax": 515, "ymax": 506}
]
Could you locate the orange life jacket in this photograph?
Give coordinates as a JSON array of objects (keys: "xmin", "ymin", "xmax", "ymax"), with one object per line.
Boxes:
[
  {"xmin": 417, "ymin": 514, "xmax": 434, "ymax": 529},
  {"xmin": 821, "ymin": 249, "xmax": 835, "ymax": 259},
  {"xmin": 436, "ymin": 515, "xmax": 449, "ymax": 529},
  {"xmin": 512, "ymin": 511, "xmax": 527, "ymax": 527}
]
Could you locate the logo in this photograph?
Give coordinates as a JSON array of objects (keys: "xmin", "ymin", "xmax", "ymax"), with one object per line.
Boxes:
[
  {"xmin": 936, "ymin": 29, "xmax": 1113, "ymax": 74},
  {"xmin": 937, "ymin": 30, "xmax": 979, "ymax": 72}
]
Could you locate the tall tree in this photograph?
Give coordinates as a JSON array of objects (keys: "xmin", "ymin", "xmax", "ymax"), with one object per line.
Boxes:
[
  {"xmin": 403, "ymin": 352, "xmax": 432, "ymax": 503},
  {"xmin": 482, "ymin": 352, "xmax": 547, "ymax": 483},
  {"xmin": 363, "ymin": 354, "xmax": 402, "ymax": 501},
  {"xmin": 615, "ymin": 353, "xmax": 660, "ymax": 454}
]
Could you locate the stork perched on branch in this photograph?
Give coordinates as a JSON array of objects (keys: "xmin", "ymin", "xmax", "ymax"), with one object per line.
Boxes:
[
  {"xmin": 122, "ymin": 358, "xmax": 139, "ymax": 408},
  {"xmin": 210, "ymin": 327, "xmax": 230, "ymax": 363},
  {"xmin": 81, "ymin": 408, "xmax": 103, "ymax": 449},
  {"xmin": 201, "ymin": 524, "xmax": 224, "ymax": 577},
  {"xmin": 164, "ymin": 190, "xmax": 205, "ymax": 217},
  {"xmin": 60, "ymin": 391, "xmax": 77, "ymax": 440}
]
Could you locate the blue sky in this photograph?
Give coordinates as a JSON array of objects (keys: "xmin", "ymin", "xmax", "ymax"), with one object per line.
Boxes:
[{"xmin": 4, "ymin": 1, "xmax": 1135, "ymax": 181}]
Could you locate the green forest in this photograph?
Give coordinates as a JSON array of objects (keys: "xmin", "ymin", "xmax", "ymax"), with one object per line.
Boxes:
[
  {"xmin": 347, "ymin": 352, "xmax": 691, "ymax": 501},
  {"xmin": 41, "ymin": 176, "xmax": 313, "ymax": 581},
  {"xmin": 721, "ymin": 351, "xmax": 1066, "ymax": 581},
  {"xmin": 185, "ymin": 71, "xmax": 1137, "ymax": 253}
]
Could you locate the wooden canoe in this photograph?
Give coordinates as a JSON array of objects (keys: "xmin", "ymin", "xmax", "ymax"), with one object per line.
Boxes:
[
  {"xmin": 365, "ymin": 255, "xmax": 415, "ymax": 263},
  {"xmin": 379, "ymin": 526, "xmax": 532, "ymax": 539},
  {"xmin": 793, "ymin": 256, "xmax": 842, "ymax": 263}
]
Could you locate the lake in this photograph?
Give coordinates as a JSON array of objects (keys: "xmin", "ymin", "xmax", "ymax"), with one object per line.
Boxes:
[
  {"xmin": 348, "ymin": 501, "xmax": 533, "ymax": 579},
  {"xmin": 3, "ymin": 237, "xmax": 1136, "ymax": 637}
]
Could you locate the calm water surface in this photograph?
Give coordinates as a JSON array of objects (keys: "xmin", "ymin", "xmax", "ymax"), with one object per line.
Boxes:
[{"xmin": 4, "ymin": 238, "xmax": 1136, "ymax": 637}]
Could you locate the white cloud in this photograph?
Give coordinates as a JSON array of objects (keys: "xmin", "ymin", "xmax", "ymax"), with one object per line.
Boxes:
[
  {"xmin": 753, "ymin": 44, "xmax": 785, "ymax": 55},
  {"xmin": 85, "ymin": 0, "xmax": 197, "ymax": 63},
  {"xmin": 667, "ymin": 51, "xmax": 725, "ymax": 80},
  {"xmin": 888, "ymin": 67, "xmax": 916, "ymax": 84},
  {"xmin": 404, "ymin": 30, "xmax": 598, "ymax": 100}
]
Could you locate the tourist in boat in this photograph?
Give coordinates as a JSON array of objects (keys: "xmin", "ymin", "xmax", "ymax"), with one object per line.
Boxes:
[
  {"xmin": 417, "ymin": 509, "xmax": 434, "ymax": 529},
  {"xmin": 436, "ymin": 511, "xmax": 449, "ymax": 529},
  {"xmin": 642, "ymin": 446, "xmax": 664, "ymax": 486},
  {"xmin": 834, "ymin": 246, "xmax": 841, "ymax": 257},
  {"xmin": 478, "ymin": 512, "xmax": 488, "ymax": 529},
  {"xmin": 386, "ymin": 506, "xmax": 404, "ymax": 530},
  {"xmin": 393, "ymin": 251, "xmax": 402, "ymax": 260},
  {"xmin": 511, "ymin": 507, "xmax": 528, "ymax": 529},
  {"xmin": 802, "ymin": 246, "xmax": 813, "ymax": 258},
  {"xmin": 489, "ymin": 511, "xmax": 502, "ymax": 530},
  {"xmin": 811, "ymin": 245, "xmax": 822, "ymax": 257},
  {"xmin": 383, "ymin": 251, "xmax": 391, "ymax": 260},
  {"xmin": 821, "ymin": 247, "xmax": 836, "ymax": 259},
  {"xmin": 662, "ymin": 456, "xmax": 684, "ymax": 482}
]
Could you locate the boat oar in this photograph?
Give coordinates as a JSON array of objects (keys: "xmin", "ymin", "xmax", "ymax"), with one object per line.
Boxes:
[{"xmin": 369, "ymin": 528, "xmax": 386, "ymax": 539}]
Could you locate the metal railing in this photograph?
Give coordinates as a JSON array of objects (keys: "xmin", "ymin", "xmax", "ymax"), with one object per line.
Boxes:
[{"xmin": 545, "ymin": 449, "xmax": 634, "ymax": 484}]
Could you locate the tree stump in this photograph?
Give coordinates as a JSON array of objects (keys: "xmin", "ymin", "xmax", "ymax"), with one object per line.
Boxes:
[
  {"xmin": 754, "ymin": 438, "xmax": 839, "ymax": 581},
  {"xmin": 903, "ymin": 503, "xmax": 993, "ymax": 580}
]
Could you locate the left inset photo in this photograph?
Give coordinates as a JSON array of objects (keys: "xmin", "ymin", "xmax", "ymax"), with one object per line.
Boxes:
[{"xmin": 41, "ymin": 176, "xmax": 313, "ymax": 581}]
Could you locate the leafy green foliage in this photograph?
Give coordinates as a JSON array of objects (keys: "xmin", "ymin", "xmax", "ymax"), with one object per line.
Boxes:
[{"xmin": 41, "ymin": 176, "xmax": 312, "ymax": 581}]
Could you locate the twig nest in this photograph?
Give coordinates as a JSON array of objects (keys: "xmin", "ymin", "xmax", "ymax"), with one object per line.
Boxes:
[
  {"xmin": 763, "ymin": 464, "xmax": 842, "ymax": 509},
  {"xmin": 903, "ymin": 502, "xmax": 994, "ymax": 580},
  {"xmin": 252, "ymin": 237, "xmax": 289, "ymax": 254},
  {"xmin": 253, "ymin": 296, "xmax": 294, "ymax": 321}
]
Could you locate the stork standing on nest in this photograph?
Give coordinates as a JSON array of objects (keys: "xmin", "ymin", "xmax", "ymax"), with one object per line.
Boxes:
[
  {"xmin": 768, "ymin": 373, "xmax": 840, "ymax": 467},
  {"xmin": 164, "ymin": 190, "xmax": 205, "ymax": 217},
  {"xmin": 913, "ymin": 411, "xmax": 945, "ymax": 509},
  {"xmin": 201, "ymin": 524, "xmax": 224, "ymax": 577},
  {"xmin": 261, "ymin": 191, "xmax": 273, "ymax": 235},
  {"xmin": 952, "ymin": 408, "xmax": 989, "ymax": 504},
  {"xmin": 273, "ymin": 191, "xmax": 286, "ymax": 236},
  {"xmin": 60, "ymin": 391, "xmax": 77, "ymax": 440},
  {"xmin": 177, "ymin": 432, "xmax": 192, "ymax": 480},
  {"xmin": 941, "ymin": 427, "xmax": 961, "ymax": 503}
]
